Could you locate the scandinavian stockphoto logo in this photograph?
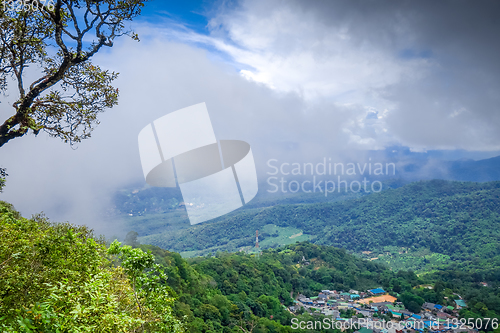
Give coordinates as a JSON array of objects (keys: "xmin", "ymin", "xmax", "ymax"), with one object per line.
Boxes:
[{"xmin": 138, "ymin": 103, "xmax": 258, "ymax": 225}]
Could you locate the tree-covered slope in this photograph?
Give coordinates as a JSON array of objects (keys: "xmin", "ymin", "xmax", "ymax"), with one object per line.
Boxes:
[
  {"xmin": 3, "ymin": 200, "xmax": 500, "ymax": 332},
  {"xmin": 138, "ymin": 180, "xmax": 500, "ymax": 272},
  {"xmin": 146, "ymin": 242, "xmax": 399, "ymax": 332},
  {"xmin": 152, "ymin": 242, "xmax": 500, "ymax": 332}
]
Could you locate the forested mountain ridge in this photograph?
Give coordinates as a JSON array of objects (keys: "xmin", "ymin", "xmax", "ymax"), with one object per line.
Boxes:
[{"xmin": 134, "ymin": 180, "xmax": 500, "ymax": 272}]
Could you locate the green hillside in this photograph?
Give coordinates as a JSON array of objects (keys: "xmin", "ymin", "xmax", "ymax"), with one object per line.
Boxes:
[
  {"xmin": 133, "ymin": 180, "xmax": 500, "ymax": 272},
  {"xmin": 139, "ymin": 241, "xmax": 500, "ymax": 332},
  {"xmin": 3, "ymin": 201, "xmax": 500, "ymax": 332}
]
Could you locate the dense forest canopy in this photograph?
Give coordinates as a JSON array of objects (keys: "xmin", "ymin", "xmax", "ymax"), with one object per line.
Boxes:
[{"xmin": 117, "ymin": 180, "xmax": 500, "ymax": 273}]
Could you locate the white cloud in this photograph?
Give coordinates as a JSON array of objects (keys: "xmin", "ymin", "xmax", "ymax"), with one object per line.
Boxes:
[
  {"xmin": 196, "ymin": 0, "xmax": 500, "ymax": 151},
  {"xmin": 0, "ymin": 33, "xmax": 380, "ymax": 233},
  {"xmin": 205, "ymin": 1, "xmax": 428, "ymax": 102}
]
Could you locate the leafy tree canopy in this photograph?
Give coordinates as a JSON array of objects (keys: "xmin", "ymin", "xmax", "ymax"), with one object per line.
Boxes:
[{"xmin": 0, "ymin": 0, "xmax": 146, "ymax": 147}]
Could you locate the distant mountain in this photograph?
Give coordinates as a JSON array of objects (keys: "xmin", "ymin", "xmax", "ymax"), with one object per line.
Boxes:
[
  {"xmin": 397, "ymin": 155, "xmax": 500, "ymax": 182},
  {"xmin": 446, "ymin": 155, "xmax": 500, "ymax": 181},
  {"xmin": 112, "ymin": 154, "xmax": 500, "ymax": 217}
]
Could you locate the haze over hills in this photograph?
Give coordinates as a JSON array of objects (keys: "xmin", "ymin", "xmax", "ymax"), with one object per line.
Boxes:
[
  {"xmin": 395, "ymin": 154, "xmax": 500, "ymax": 182},
  {"xmin": 114, "ymin": 153, "xmax": 500, "ymax": 216}
]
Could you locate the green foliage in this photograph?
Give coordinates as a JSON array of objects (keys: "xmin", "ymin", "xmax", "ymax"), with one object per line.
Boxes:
[
  {"xmin": 399, "ymin": 292, "xmax": 424, "ymax": 313},
  {"xmin": 0, "ymin": 201, "xmax": 183, "ymax": 332},
  {"xmin": 107, "ymin": 240, "xmax": 184, "ymax": 332},
  {"xmin": 3, "ymin": 268, "xmax": 143, "ymax": 332}
]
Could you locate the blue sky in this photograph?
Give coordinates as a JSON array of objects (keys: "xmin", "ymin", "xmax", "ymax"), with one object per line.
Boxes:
[{"xmin": 138, "ymin": 0, "xmax": 210, "ymax": 33}]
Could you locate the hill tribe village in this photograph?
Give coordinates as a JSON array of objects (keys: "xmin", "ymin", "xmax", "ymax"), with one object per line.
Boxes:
[{"xmin": 289, "ymin": 286, "xmax": 476, "ymax": 333}]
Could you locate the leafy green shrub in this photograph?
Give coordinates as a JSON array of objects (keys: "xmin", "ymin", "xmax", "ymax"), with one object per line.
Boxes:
[{"xmin": 0, "ymin": 201, "xmax": 183, "ymax": 332}]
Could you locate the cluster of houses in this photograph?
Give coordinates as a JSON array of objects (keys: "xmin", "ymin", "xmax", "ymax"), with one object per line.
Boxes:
[{"xmin": 290, "ymin": 288, "xmax": 474, "ymax": 333}]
